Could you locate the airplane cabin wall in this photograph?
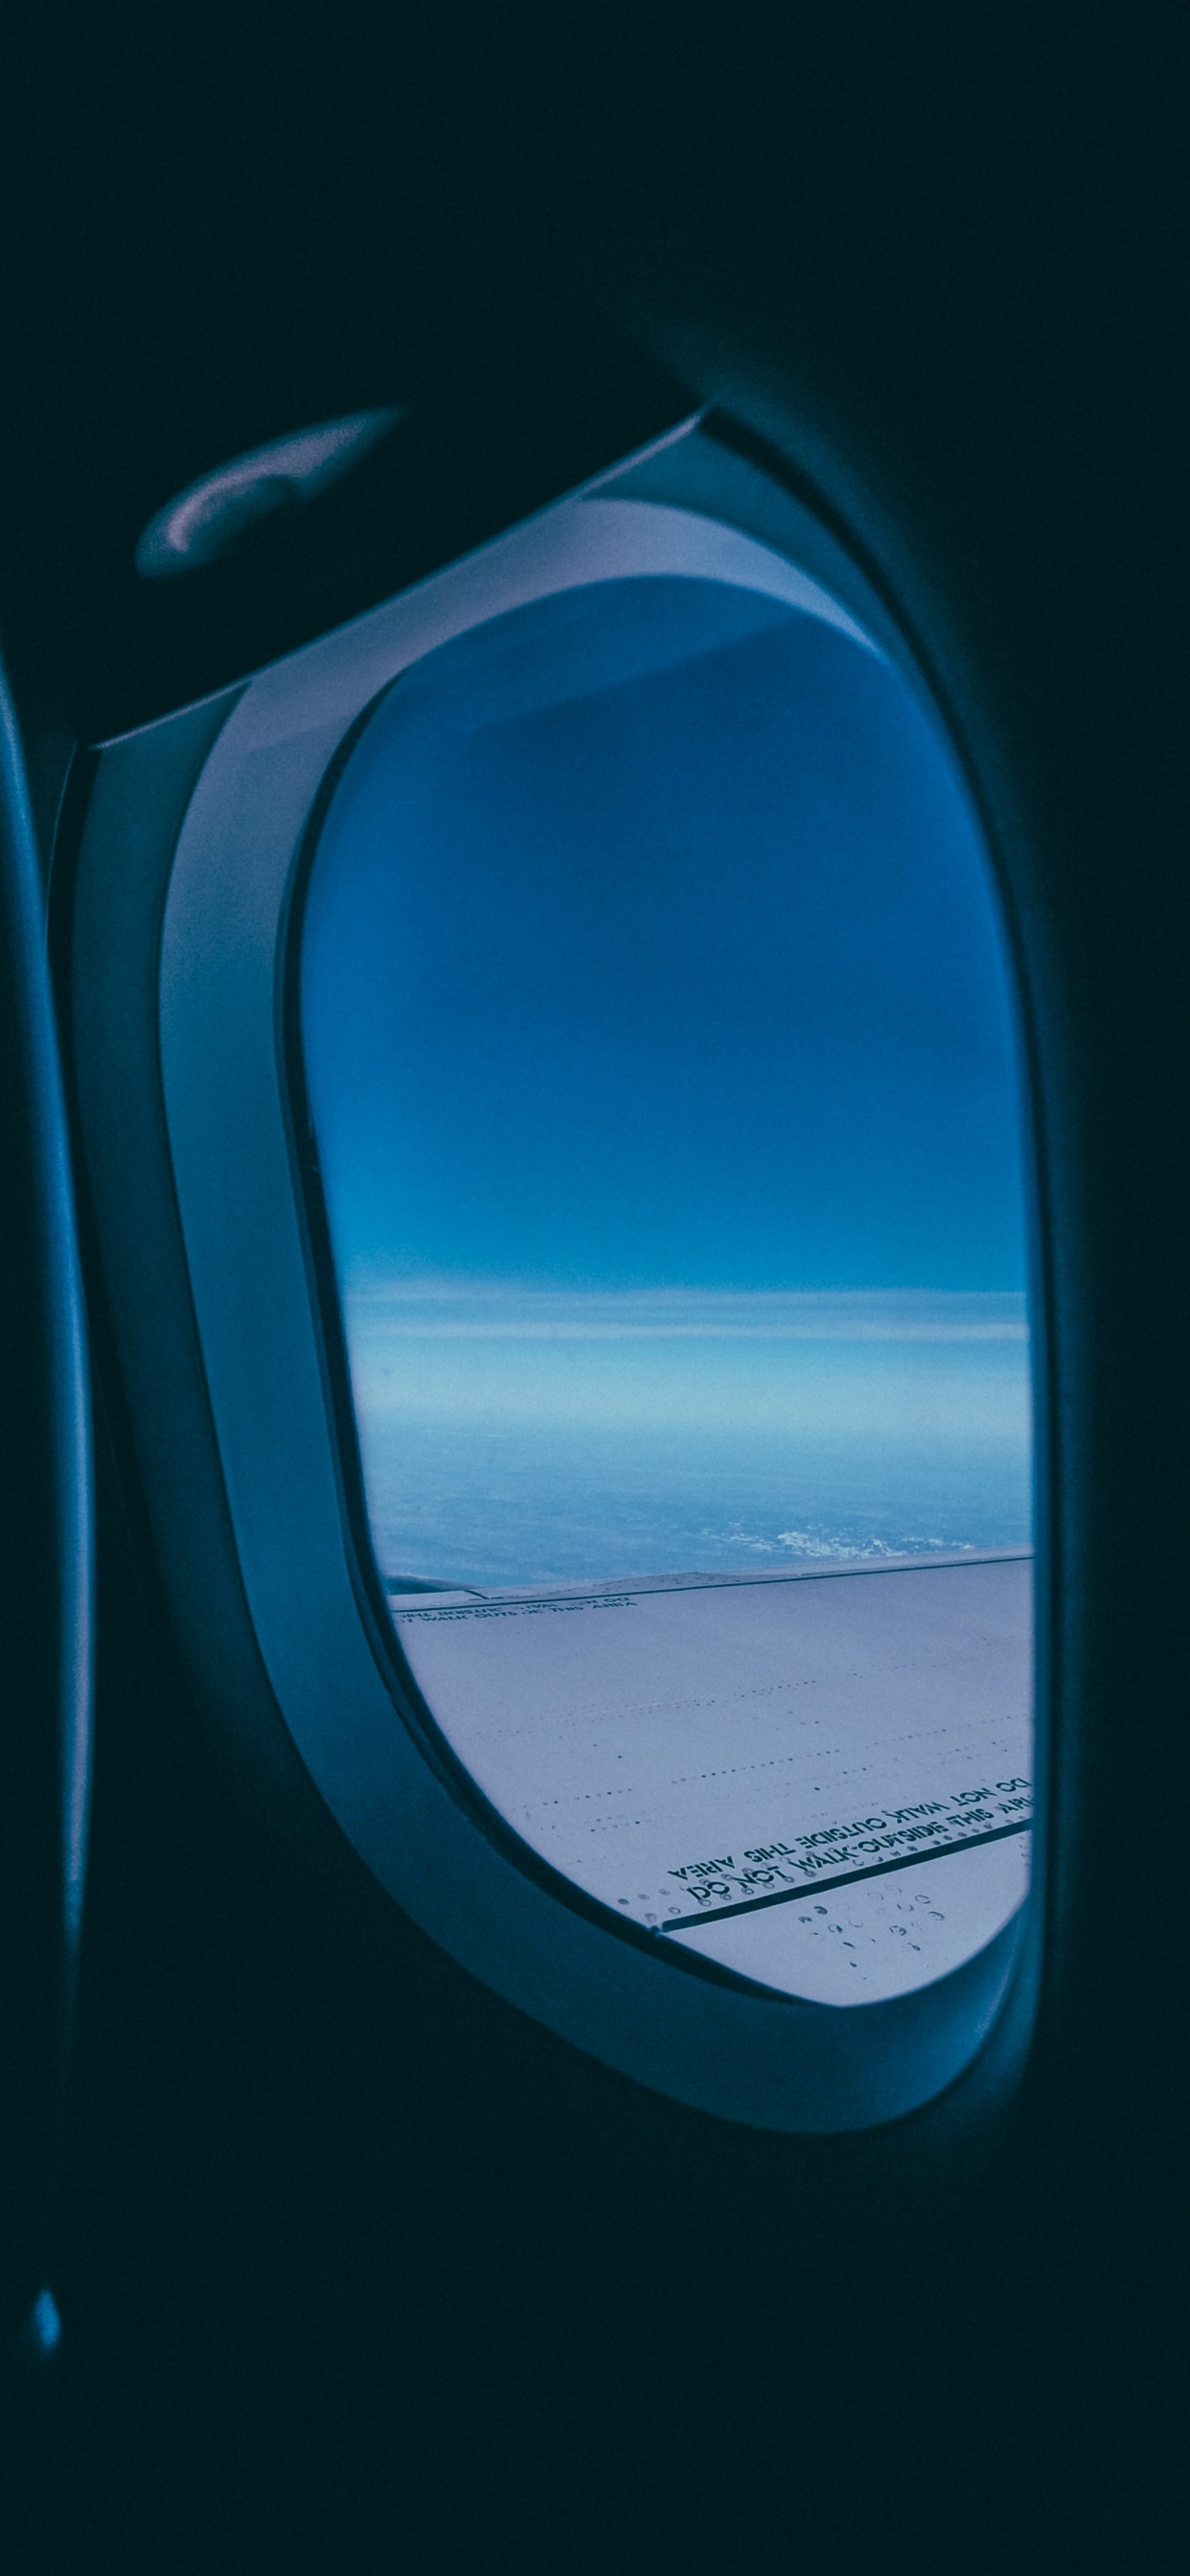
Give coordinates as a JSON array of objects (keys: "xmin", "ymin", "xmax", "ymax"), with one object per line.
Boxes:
[{"xmin": 0, "ymin": 9, "xmax": 1186, "ymax": 2569}]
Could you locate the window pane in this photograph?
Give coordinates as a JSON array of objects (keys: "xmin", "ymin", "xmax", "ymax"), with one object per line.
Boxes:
[{"xmin": 299, "ymin": 560, "xmax": 1033, "ymax": 2006}]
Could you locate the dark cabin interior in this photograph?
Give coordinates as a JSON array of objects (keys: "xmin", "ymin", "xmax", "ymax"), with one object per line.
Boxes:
[{"xmin": 1, "ymin": 10, "xmax": 1187, "ymax": 2569}]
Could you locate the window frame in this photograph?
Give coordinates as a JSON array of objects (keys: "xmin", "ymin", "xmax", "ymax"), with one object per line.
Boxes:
[{"xmin": 64, "ymin": 414, "xmax": 1045, "ymax": 2133}]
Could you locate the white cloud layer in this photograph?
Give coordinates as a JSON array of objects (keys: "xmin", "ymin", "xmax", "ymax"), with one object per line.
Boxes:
[
  {"xmin": 345, "ymin": 1278, "xmax": 1028, "ymax": 1341},
  {"xmin": 344, "ymin": 1281, "xmax": 1031, "ymax": 1440}
]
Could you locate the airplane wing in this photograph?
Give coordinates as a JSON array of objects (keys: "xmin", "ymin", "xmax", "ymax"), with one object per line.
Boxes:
[{"xmin": 391, "ymin": 1549, "xmax": 1032, "ymax": 2006}]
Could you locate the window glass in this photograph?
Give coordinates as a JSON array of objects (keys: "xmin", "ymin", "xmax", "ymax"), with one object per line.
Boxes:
[{"xmin": 298, "ymin": 561, "xmax": 1033, "ymax": 2006}]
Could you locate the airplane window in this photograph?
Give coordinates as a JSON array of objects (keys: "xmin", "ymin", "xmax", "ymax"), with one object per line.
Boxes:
[{"xmin": 296, "ymin": 557, "xmax": 1032, "ymax": 2010}]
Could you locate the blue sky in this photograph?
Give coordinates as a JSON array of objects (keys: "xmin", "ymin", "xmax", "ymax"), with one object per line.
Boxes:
[
  {"xmin": 299, "ymin": 571, "xmax": 1032, "ymax": 1582},
  {"xmin": 300, "ymin": 574, "xmax": 1028, "ymax": 1304}
]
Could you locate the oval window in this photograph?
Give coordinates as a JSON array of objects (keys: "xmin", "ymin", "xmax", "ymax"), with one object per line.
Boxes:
[{"xmin": 296, "ymin": 536, "xmax": 1032, "ymax": 2011}]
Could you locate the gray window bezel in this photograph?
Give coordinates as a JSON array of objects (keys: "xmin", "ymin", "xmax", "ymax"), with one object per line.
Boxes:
[{"xmin": 108, "ymin": 416, "xmax": 1039, "ymax": 2130}]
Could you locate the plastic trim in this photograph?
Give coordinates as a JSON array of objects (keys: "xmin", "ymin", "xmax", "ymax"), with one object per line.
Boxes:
[{"xmin": 93, "ymin": 420, "xmax": 1037, "ymax": 2130}]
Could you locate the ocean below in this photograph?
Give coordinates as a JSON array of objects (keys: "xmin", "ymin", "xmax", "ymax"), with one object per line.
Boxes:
[
  {"xmin": 355, "ymin": 1414, "xmax": 1030, "ymax": 1592},
  {"xmin": 345, "ymin": 1285, "xmax": 1033, "ymax": 1591}
]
